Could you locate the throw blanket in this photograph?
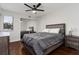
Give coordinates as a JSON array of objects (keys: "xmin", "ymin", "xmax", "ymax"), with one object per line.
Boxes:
[{"xmin": 22, "ymin": 32, "xmax": 64, "ymax": 55}]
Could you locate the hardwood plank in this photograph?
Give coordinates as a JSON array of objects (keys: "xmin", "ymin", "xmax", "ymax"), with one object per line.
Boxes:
[{"xmin": 9, "ymin": 41, "xmax": 79, "ymax": 55}]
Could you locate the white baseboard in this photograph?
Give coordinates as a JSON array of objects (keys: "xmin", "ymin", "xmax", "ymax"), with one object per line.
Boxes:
[{"xmin": 10, "ymin": 39, "xmax": 21, "ymax": 42}]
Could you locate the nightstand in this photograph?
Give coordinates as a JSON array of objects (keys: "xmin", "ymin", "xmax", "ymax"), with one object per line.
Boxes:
[{"xmin": 65, "ymin": 35, "xmax": 79, "ymax": 50}]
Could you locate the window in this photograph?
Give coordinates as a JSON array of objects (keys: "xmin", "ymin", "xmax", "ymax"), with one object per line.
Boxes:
[{"xmin": 3, "ymin": 16, "xmax": 13, "ymax": 30}]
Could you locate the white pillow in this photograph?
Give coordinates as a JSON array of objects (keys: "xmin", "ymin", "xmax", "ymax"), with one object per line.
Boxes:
[
  {"xmin": 42, "ymin": 29, "xmax": 49, "ymax": 32},
  {"xmin": 48, "ymin": 28, "xmax": 60, "ymax": 33}
]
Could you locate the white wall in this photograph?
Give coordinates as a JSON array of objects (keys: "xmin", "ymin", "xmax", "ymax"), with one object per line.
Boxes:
[
  {"xmin": 21, "ymin": 19, "xmax": 38, "ymax": 32},
  {"xmin": 36, "ymin": 4, "xmax": 79, "ymax": 36},
  {"xmin": 21, "ymin": 20, "xmax": 27, "ymax": 31}
]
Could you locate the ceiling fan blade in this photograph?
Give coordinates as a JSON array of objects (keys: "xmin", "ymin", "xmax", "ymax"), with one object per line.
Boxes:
[
  {"xmin": 24, "ymin": 3, "xmax": 33, "ymax": 9},
  {"xmin": 36, "ymin": 3, "xmax": 41, "ymax": 8},
  {"xmin": 25, "ymin": 10, "xmax": 32, "ymax": 11},
  {"xmin": 36, "ymin": 9, "xmax": 44, "ymax": 11}
]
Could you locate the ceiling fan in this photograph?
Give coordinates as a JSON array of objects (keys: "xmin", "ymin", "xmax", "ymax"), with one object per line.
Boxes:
[{"xmin": 24, "ymin": 3, "xmax": 44, "ymax": 13}]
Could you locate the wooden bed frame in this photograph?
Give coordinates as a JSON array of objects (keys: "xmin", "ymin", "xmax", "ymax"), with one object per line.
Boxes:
[
  {"xmin": 44, "ymin": 23, "xmax": 66, "ymax": 54},
  {"xmin": 46, "ymin": 23, "xmax": 65, "ymax": 37},
  {"xmin": 21, "ymin": 23, "xmax": 66, "ymax": 55}
]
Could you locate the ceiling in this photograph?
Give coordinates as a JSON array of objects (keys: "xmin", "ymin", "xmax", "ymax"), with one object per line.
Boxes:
[{"xmin": 0, "ymin": 3, "xmax": 71, "ymax": 19}]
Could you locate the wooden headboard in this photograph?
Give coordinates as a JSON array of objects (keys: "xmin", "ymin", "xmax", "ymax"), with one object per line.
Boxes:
[{"xmin": 46, "ymin": 23, "xmax": 66, "ymax": 37}]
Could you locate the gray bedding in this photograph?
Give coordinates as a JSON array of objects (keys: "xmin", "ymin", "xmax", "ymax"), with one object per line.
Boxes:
[{"xmin": 22, "ymin": 32, "xmax": 64, "ymax": 55}]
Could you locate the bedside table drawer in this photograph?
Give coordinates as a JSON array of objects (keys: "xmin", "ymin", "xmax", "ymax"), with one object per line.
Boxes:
[
  {"xmin": 66, "ymin": 37, "xmax": 79, "ymax": 42},
  {"xmin": 66, "ymin": 41, "xmax": 79, "ymax": 50},
  {"xmin": 66, "ymin": 39, "xmax": 79, "ymax": 43},
  {"xmin": 65, "ymin": 35, "xmax": 79, "ymax": 50}
]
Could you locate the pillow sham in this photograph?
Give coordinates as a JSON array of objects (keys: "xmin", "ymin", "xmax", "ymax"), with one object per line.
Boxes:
[{"xmin": 48, "ymin": 28, "xmax": 60, "ymax": 34}]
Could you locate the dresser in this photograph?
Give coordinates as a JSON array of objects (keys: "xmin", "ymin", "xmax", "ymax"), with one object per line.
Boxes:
[
  {"xmin": 65, "ymin": 35, "xmax": 79, "ymax": 50},
  {"xmin": 0, "ymin": 32, "xmax": 10, "ymax": 55}
]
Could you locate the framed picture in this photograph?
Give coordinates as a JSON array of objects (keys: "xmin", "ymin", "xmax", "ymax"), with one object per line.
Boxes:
[{"xmin": 29, "ymin": 26, "xmax": 34, "ymax": 32}]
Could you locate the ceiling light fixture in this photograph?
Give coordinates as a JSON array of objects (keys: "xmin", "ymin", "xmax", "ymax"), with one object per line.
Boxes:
[{"xmin": 32, "ymin": 10, "xmax": 37, "ymax": 14}]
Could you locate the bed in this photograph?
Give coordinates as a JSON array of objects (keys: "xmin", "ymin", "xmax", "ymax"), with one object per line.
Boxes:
[{"xmin": 21, "ymin": 23, "xmax": 65, "ymax": 55}]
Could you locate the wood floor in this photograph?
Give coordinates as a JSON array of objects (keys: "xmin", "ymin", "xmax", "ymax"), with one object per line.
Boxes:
[{"xmin": 9, "ymin": 41, "xmax": 79, "ymax": 55}]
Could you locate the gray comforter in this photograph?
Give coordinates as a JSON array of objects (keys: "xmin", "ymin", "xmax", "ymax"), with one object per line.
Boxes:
[{"xmin": 22, "ymin": 32, "xmax": 64, "ymax": 55}]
